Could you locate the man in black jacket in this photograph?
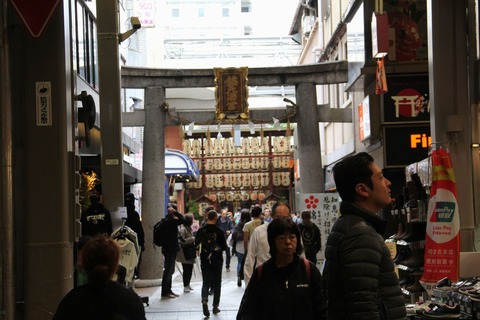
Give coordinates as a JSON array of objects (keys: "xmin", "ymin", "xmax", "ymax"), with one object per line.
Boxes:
[
  {"xmin": 161, "ymin": 203, "xmax": 186, "ymax": 299},
  {"xmin": 80, "ymin": 193, "xmax": 113, "ymax": 237},
  {"xmin": 324, "ymin": 152, "xmax": 406, "ymax": 320},
  {"xmin": 195, "ymin": 209, "xmax": 228, "ymax": 317}
]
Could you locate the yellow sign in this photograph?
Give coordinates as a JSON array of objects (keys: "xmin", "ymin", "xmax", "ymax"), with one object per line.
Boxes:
[
  {"xmin": 214, "ymin": 67, "xmax": 249, "ymax": 122},
  {"xmin": 410, "ymin": 133, "xmax": 432, "ymax": 148}
]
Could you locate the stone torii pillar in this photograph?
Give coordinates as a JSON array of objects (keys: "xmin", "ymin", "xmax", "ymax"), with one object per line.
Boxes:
[
  {"xmin": 296, "ymin": 83, "xmax": 324, "ymax": 194},
  {"xmin": 138, "ymin": 87, "xmax": 167, "ymax": 281}
]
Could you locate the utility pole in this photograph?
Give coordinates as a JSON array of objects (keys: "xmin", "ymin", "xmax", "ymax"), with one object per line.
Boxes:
[{"xmin": 96, "ymin": 0, "xmax": 124, "ymax": 219}]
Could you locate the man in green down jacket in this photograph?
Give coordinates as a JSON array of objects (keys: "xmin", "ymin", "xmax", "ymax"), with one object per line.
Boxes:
[{"xmin": 324, "ymin": 152, "xmax": 406, "ymax": 320}]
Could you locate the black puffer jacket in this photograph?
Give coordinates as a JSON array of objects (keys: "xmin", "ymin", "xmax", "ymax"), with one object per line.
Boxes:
[
  {"xmin": 237, "ymin": 255, "xmax": 326, "ymax": 320},
  {"xmin": 324, "ymin": 202, "xmax": 406, "ymax": 320}
]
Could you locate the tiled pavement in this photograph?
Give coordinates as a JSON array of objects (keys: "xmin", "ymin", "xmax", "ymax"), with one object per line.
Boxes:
[{"xmin": 134, "ymin": 259, "xmax": 244, "ymax": 320}]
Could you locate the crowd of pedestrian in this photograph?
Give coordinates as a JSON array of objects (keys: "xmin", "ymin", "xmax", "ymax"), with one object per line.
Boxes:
[{"xmin": 54, "ymin": 152, "xmax": 407, "ymax": 320}]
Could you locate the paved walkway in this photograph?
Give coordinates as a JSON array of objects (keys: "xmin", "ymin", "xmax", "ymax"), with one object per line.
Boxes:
[{"xmin": 134, "ymin": 260, "xmax": 245, "ymax": 320}]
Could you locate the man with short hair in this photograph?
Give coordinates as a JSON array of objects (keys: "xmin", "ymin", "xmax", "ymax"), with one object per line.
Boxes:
[
  {"xmin": 201, "ymin": 205, "xmax": 215, "ymax": 227},
  {"xmin": 160, "ymin": 203, "xmax": 186, "ymax": 299},
  {"xmin": 80, "ymin": 193, "xmax": 113, "ymax": 237},
  {"xmin": 195, "ymin": 210, "xmax": 228, "ymax": 317},
  {"xmin": 242, "ymin": 206, "xmax": 263, "ymax": 253},
  {"xmin": 217, "ymin": 209, "xmax": 234, "ymax": 271},
  {"xmin": 243, "ymin": 201, "xmax": 291, "ymax": 285},
  {"xmin": 263, "ymin": 208, "xmax": 272, "ymax": 223},
  {"xmin": 324, "ymin": 152, "xmax": 406, "ymax": 320}
]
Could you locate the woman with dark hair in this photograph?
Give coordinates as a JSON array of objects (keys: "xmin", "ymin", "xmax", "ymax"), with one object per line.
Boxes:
[
  {"xmin": 53, "ymin": 234, "xmax": 145, "ymax": 319},
  {"xmin": 298, "ymin": 210, "xmax": 321, "ymax": 265},
  {"xmin": 237, "ymin": 217, "xmax": 326, "ymax": 320},
  {"xmin": 177, "ymin": 213, "xmax": 196, "ymax": 293}
]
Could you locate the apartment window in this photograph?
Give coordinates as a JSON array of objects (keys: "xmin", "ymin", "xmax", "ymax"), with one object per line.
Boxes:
[
  {"xmin": 172, "ymin": 8, "xmax": 179, "ymax": 17},
  {"xmin": 75, "ymin": 2, "xmax": 98, "ymax": 89},
  {"xmin": 241, "ymin": 0, "xmax": 251, "ymax": 13},
  {"xmin": 198, "ymin": 8, "xmax": 205, "ymax": 17},
  {"xmin": 222, "ymin": 8, "xmax": 229, "ymax": 17}
]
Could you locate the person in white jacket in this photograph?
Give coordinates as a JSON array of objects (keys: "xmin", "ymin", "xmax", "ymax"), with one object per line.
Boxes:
[{"xmin": 243, "ymin": 201, "xmax": 291, "ymax": 285}]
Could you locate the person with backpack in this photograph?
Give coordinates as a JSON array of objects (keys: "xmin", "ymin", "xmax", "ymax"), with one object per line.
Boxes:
[
  {"xmin": 158, "ymin": 203, "xmax": 186, "ymax": 299},
  {"xmin": 298, "ymin": 210, "xmax": 321, "ymax": 265},
  {"xmin": 237, "ymin": 217, "xmax": 326, "ymax": 320},
  {"xmin": 195, "ymin": 209, "xmax": 228, "ymax": 317}
]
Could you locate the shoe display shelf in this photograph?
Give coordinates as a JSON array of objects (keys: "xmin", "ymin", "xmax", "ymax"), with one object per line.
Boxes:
[
  {"xmin": 405, "ymin": 301, "xmax": 464, "ymax": 319},
  {"xmin": 444, "ymin": 279, "xmax": 480, "ymax": 319},
  {"xmin": 392, "ymin": 219, "xmax": 427, "ymax": 303},
  {"xmin": 388, "ymin": 171, "xmax": 430, "ymax": 304},
  {"xmin": 415, "ymin": 278, "xmax": 480, "ymax": 319}
]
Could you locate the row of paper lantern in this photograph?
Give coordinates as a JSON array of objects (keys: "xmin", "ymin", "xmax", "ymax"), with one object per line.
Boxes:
[
  {"xmin": 183, "ymin": 136, "xmax": 291, "ymax": 157},
  {"xmin": 194, "ymin": 155, "xmax": 291, "ymax": 172},
  {"xmin": 186, "ymin": 172, "xmax": 291, "ymax": 189},
  {"xmin": 206, "ymin": 191, "xmax": 268, "ymax": 202}
]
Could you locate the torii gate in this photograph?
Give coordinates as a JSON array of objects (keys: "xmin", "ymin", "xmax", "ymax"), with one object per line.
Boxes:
[{"xmin": 121, "ymin": 61, "xmax": 349, "ymax": 281}]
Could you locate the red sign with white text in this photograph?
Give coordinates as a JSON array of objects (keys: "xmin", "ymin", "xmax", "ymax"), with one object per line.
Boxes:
[{"xmin": 421, "ymin": 148, "xmax": 460, "ymax": 283}]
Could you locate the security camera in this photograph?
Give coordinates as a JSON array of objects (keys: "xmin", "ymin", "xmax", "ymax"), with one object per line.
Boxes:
[
  {"xmin": 119, "ymin": 17, "xmax": 141, "ymax": 43},
  {"xmin": 131, "ymin": 17, "xmax": 141, "ymax": 30}
]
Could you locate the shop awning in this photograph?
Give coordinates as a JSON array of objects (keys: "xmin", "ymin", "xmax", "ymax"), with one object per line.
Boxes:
[{"xmin": 165, "ymin": 148, "xmax": 199, "ymax": 182}]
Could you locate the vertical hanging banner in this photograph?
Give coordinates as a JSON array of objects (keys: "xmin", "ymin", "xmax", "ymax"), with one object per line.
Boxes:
[
  {"xmin": 375, "ymin": 57, "xmax": 388, "ymax": 95},
  {"xmin": 299, "ymin": 193, "xmax": 340, "ymax": 266},
  {"xmin": 421, "ymin": 147, "xmax": 460, "ymax": 287}
]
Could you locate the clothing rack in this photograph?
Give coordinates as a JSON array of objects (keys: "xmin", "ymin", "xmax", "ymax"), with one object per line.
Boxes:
[{"xmin": 113, "ymin": 218, "xmax": 149, "ymax": 306}]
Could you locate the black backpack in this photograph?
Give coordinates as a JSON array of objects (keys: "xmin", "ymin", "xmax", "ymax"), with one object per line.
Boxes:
[{"xmin": 153, "ymin": 218, "xmax": 166, "ymax": 247}]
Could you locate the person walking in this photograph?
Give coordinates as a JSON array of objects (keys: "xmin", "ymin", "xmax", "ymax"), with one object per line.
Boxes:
[
  {"xmin": 80, "ymin": 193, "xmax": 113, "ymax": 237},
  {"xmin": 232, "ymin": 208, "xmax": 251, "ymax": 287},
  {"xmin": 52, "ymin": 234, "xmax": 146, "ymax": 320},
  {"xmin": 324, "ymin": 152, "xmax": 406, "ymax": 320},
  {"xmin": 124, "ymin": 193, "xmax": 145, "ymax": 251},
  {"xmin": 201, "ymin": 205, "xmax": 215, "ymax": 227},
  {"xmin": 243, "ymin": 201, "xmax": 291, "ymax": 285},
  {"xmin": 237, "ymin": 217, "xmax": 326, "ymax": 320},
  {"xmin": 217, "ymin": 208, "xmax": 234, "ymax": 271},
  {"xmin": 177, "ymin": 213, "xmax": 196, "ymax": 293},
  {"xmin": 124, "ymin": 192, "xmax": 145, "ymax": 277},
  {"xmin": 263, "ymin": 207, "xmax": 273, "ymax": 223},
  {"xmin": 160, "ymin": 203, "xmax": 186, "ymax": 299},
  {"xmin": 195, "ymin": 209, "xmax": 228, "ymax": 317},
  {"xmin": 298, "ymin": 210, "xmax": 321, "ymax": 265},
  {"xmin": 242, "ymin": 206, "xmax": 263, "ymax": 254}
]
